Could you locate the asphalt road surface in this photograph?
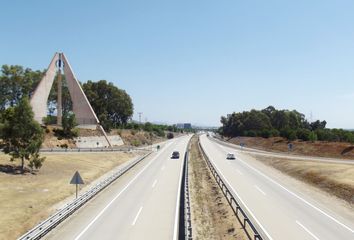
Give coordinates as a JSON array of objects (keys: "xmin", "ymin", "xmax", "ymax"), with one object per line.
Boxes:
[
  {"xmin": 211, "ymin": 137, "xmax": 354, "ymax": 165},
  {"xmin": 200, "ymin": 134, "xmax": 354, "ymax": 240},
  {"xmin": 45, "ymin": 135, "xmax": 192, "ymax": 240}
]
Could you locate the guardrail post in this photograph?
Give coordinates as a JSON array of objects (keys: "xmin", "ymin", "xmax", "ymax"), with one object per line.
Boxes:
[
  {"xmin": 18, "ymin": 152, "xmax": 152, "ymax": 240},
  {"xmin": 198, "ymin": 136, "xmax": 263, "ymax": 240}
]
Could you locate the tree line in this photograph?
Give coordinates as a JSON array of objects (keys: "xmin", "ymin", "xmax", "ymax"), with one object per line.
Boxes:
[
  {"xmin": 0, "ymin": 64, "xmax": 133, "ymax": 172},
  {"xmin": 0, "ymin": 65, "xmax": 134, "ymax": 130},
  {"xmin": 123, "ymin": 121, "xmax": 193, "ymax": 138},
  {"xmin": 220, "ymin": 106, "xmax": 354, "ymax": 143}
]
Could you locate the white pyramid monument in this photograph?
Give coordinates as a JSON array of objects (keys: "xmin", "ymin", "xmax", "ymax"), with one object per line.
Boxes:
[{"xmin": 30, "ymin": 52, "xmax": 112, "ymax": 147}]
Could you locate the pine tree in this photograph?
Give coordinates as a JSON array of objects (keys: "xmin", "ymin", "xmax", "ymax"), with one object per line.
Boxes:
[{"xmin": 2, "ymin": 97, "xmax": 45, "ymax": 172}]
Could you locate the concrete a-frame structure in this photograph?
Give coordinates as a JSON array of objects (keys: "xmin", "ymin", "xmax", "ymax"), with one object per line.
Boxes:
[{"xmin": 30, "ymin": 52, "xmax": 112, "ymax": 147}]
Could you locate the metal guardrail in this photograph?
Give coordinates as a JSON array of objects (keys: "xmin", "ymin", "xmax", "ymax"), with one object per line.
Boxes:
[
  {"xmin": 184, "ymin": 142, "xmax": 193, "ymax": 239},
  {"xmin": 198, "ymin": 138, "xmax": 264, "ymax": 240},
  {"xmin": 39, "ymin": 146, "xmax": 151, "ymax": 153},
  {"xmin": 178, "ymin": 138, "xmax": 193, "ymax": 240},
  {"xmin": 18, "ymin": 152, "xmax": 152, "ymax": 240}
]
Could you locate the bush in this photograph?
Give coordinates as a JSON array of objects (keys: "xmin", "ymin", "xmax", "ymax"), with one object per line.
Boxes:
[
  {"xmin": 153, "ymin": 128, "xmax": 165, "ymax": 137},
  {"xmin": 280, "ymin": 128, "xmax": 297, "ymax": 140},
  {"xmin": 260, "ymin": 129, "xmax": 271, "ymax": 138},
  {"xmin": 42, "ymin": 115, "xmax": 56, "ymax": 126},
  {"xmin": 167, "ymin": 132, "xmax": 174, "ymax": 139},
  {"xmin": 246, "ymin": 130, "xmax": 257, "ymax": 137},
  {"xmin": 344, "ymin": 132, "xmax": 354, "ymax": 144},
  {"xmin": 60, "ymin": 143, "xmax": 68, "ymax": 148},
  {"xmin": 144, "ymin": 122, "xmax": 153, "ymax": 132},
  {"xmin": 288, "ymin": 131, "xmax": 297, "ymax": 141},
  {"xmin": 309, "ymin": 131, "xmax": 317, "ymax": 142},
  {"xmin": 131, "ymin": 139, "xmax": 141, "ymax": 146},
  {"xmin": 296, "ymin": 128, "xmax": 311, "ymax": 141},
  {"xmin": 52, "ymin": 113, "xmax": 78, "ymax": 139},
  {"xmin": 270, "ymin": 129, "xmax": 280, "ymax": 137}
]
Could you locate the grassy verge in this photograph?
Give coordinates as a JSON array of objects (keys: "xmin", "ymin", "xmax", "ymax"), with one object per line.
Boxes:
[
  {"xmin": 0, "ymin": 151, "xmax": 137, "ymax": 239},
  {"xmin": 257, "ymin": 156, "xmax": 354, "ymax": 204},
  {"xmin": 189, "ymin": 136, "xmax": 248, "ymax": 240},
  {"xmin": 226, "ymin": 136, "xmax": 354, "ymax": 160}
]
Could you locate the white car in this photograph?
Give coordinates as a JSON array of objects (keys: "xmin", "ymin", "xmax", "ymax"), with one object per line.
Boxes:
[{"xmin": 226, "ymin": 153, "xmax": 235, "ymax": 160}]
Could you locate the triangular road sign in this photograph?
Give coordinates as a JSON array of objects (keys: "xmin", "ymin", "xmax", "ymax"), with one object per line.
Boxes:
[{"xmin": 70, "ymin": 171, "xmax": 84, "ymax": 185}]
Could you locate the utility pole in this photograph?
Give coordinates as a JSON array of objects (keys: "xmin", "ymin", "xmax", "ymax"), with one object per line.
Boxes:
[
  {"xmin": 57, "ymin": 53, "xmax": 63, "ymax": 126},
  {"xmin": 138, "ymin": 112, "xmax": 143, "ymax": 124}
]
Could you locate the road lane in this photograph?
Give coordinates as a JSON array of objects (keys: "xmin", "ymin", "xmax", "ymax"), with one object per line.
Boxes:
[
  {"xmin": 211, "ymin": 137, "xmax": 354, "ymax": 165},
  {"xmin": 200, "ymin": 134, "xmax": 354, "ymax": 240},
  {"xmin": 45, "ymin": 135, "xmax": 191, "ymax": 240}
]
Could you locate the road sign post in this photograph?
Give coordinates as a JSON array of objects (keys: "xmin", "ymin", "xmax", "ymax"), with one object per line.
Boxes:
[
  {"xmin": 288, "ymin": 143, "xmax": 293, "ymax": 152},
  {"xmin": 70, "ymin": 171, "xmax": 84, "ymax": 199}
]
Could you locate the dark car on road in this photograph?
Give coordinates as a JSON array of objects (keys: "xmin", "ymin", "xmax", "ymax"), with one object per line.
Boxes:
[{"xmin": 172, "ymin": 151, "xmax": 180, "ymax": 159}]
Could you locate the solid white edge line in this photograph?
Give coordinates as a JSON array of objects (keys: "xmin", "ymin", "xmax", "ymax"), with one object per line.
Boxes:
[
  {"xmin": 220, "ymin": 142, "xmax": 354, "ymax": 233},
  {"xmin": 152, "ymin": 179, "xmax": 158, "ymax": 188},
  {"xmin": 132, "ymin": 207, "xmax": 143, "ymax": 226},
  {"xmin": 173, "ymin": 137, "xmax": 190, "ymax": 240},
  {"xmin": 238, "ymin": 154, "xmax": 354, "ymax": 233},
  {"xmin": 212, "ymin": 137, "xmax": 354, "ymax": 165},
  {"xmin": 74, "ymin": 141, "xmax": 173, "ymax": 240},
  {"xmin": 201, "ymin": 137, "xmax": 274, "ymax": 240},
  {"xmin": 254, "ymin": 185, "xmax": 266, "ymax": 196},
  {"xmin": 296, "ymin": 220, "xmax": 320, "ymax": 240}
]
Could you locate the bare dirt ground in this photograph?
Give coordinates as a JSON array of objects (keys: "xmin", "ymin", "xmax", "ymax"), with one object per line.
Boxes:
[
  {"xmin": 42, "ymin": 126, "xmax": 76, "ymax": 148},
  {"xmin": 189, "ymin": 136, "xmax": 248, "ymax": 240},
  {"xmin": 117, "ymin": 129, "xmax": 166, "ymax": 146},
  {"xmin": 41, "ymin": 126, "xmax": 169, "ymax": 148},
  {"xmin": 226, "ymin": 136, "xmax": 354, "ymax": 160},
  {"xmin": 0, "ymin": 151, "xmax": 137, "ymax": 240}
]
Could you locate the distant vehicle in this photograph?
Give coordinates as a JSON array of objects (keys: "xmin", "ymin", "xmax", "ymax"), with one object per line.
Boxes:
[
  {"xmin": 226, "ymin": 153, "xmax": 235, "ymax": 160},
  {"xmin": 172, "ymin": 151, "xmax": 180, "ymax": 159}
]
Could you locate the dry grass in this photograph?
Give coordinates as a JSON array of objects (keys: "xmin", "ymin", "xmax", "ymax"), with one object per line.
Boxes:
[
  {"xmin": 189, "ymin": 136, "xmax": 248, "ymax": 240},
  {"xmin": 227, "ymin": 136, "xmax": 354, "ymax": 160},
  {"xmin": 119, "ymin": 129, "xmax": 165, "ymax": 146},
  {"xmin": 0, "ymin": 151, "xmax": 137, "ymax": 240},
  {"xmin": 258, "ymin": 157, "xmax": 354, "ymax": 204},
  {"xmin": 41, "ymin": 126, "xmax": 167, "ymax": 148}
]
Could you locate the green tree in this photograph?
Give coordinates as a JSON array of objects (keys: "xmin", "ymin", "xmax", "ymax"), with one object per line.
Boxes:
[
  {"xmin": 288, "ymin": 130, "xmax": 297, "ymax": 141},
  {"xmin": 1, "ymin": 97, "xmax": 45, "ymax": 172},
  {"xmin": 309, "ymin": 131, "xmax": 318, "ymax": 142},
  {"xmin": 82, "ymin": 80, "xmax": 133, "ymax": 131},
  {"xmin": 47, "ymin": 74, "xmax": 73, "ymax": 115},
  {"xmin": 243, "ymin": 110, "xmax": 272, "ymax": 132},
  {"xmin": 271, "ymin": 110, "xmax": 290, "ymax": 130},
  {"xmin": 296, "ymin": 128, "xmax": 311, "ymax": 141},
  {"xmin": 310, "ymin": 120, "xmax": 327, "ymax": 131},
  {"xmin": 0, "ymin": 65, "xmax": 44, "ymax": 111},
  {"xmin": 62, "ymin": 112, "xmax": 78, "ymax": 138},
  {"xmin": 144, "ymin": 122, "xmax": 153, "ymax": 132}
]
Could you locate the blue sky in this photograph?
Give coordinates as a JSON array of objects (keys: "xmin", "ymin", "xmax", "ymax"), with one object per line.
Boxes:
[{"xmin": 1, "ymin": 0, "xmax": 354, "ymax": 128}]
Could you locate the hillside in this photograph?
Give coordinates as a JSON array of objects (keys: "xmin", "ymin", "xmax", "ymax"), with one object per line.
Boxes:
[
  {"xmin": 226, "ymin": 136, "xmax": 354, "ymax": 159},
  {"xmin": 41, "ymin": 126, "xmax": 171, "ymax": 148}
]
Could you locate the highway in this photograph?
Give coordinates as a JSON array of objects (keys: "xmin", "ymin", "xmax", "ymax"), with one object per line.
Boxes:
[
  {"xmin": 212, "ymin": 137, "xmax": 354, "ymax": 165},
  {"xmin": 200, "ymin": 134, "xmax": 354, "ymax": 240},
  {"xmin": 45, "ymin": 135, "xmax": 192, "ymax": 240}
]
